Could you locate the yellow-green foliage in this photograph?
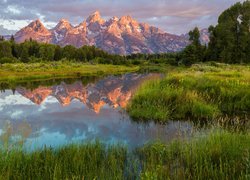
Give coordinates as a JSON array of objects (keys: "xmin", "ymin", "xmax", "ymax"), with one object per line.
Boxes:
[
  {"xmin": 0, "ymin": 62, "xmax": 139, "ymax": 82},
  {"xmin": 128, "ymin": 63, "xmax": 250, "ymax": 122}
]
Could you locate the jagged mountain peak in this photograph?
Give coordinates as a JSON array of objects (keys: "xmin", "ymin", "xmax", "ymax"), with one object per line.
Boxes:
[
  {"xmin": 14, "ymin": 18, "xmax": 51, "ymax": 43},
  {"xmin": 27, "ymin": 19, "xmax": 47, "ymax": 31},
  {"xmin": 55, "ymin": 19, "xmax": 72, "ymax": 29},
  {"xmin": 52, "ymin": 18, "xmax": 74, "ymax": 43},
  {"xmin": 92, "ymin": 10, "xmax": 101, "ymax": 16},
  {"xmin": 111, "ymin": 16, "xmax": 119, "ymax": 21},
  {"xmin": 119, "ymin": 15, "xmax": 136, "ymax": 24},
  {"xmin": 120, "ymin": 15, "xmax": 133, "ymax": 20},
  {"xmin": 14, "ymin": 11, "xmax": 193, "ymax": 55},
  {"xmin": 106, "ymin": 16, "xmax": 119, "ymax": 26},
  {"xmin": 30, "ymin": 19, "xmax": 42, "ymax": 25},
  {"xmin": 59, "ymin": 18, "xmax": 70, "ymax": 23},
  {"xmin": 76, "ymin": 21, "xmax": 87, "ymax": 28},
  {"xmin": 86, "ymin": 10, "xmax": 105, "ymax": 24}
]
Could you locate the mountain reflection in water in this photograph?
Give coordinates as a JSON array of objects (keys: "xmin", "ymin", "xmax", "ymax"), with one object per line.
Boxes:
[
  {"xmin": 0, "ymin": 73, "xmax": 193, "ymax": 150},
  {"xmin": 16, "ymin": 73, "xmax": 160, "ymax": 113}
]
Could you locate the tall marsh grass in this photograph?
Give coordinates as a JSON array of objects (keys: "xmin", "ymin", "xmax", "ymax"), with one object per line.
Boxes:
[
  {"xmin": 138, "ymin": 130, "xmax": 250, "ymax": 179},
  {"xmin": 0, "ymin": 131, "xmax": 249, "ymax": 179},
  {"xmin": 128, "ymin": 63, "xmax": 250, "ymax": 122}
]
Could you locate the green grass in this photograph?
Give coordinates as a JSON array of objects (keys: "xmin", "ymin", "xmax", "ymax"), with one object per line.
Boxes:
[
  {"xmin": 0, "ymin": 62, "xmax": 249, "ymax": 179},
  {"xmin": 0, "ymin": 142, "xmax": 128, "ymax": 180},
  {"xmin": 138, "ymin": 130, "xmax": 250, "ymax": 180},
  {"xmin": 127, "ymin": 63, "xmax": 250, "ymax": 122},
  {"xmin": 0, "ymin": 61, "xmax": 139, "ymax": 82},
  {"xmin": 0, "ymin": 131, "xmax": 249, "ymax": 179}
]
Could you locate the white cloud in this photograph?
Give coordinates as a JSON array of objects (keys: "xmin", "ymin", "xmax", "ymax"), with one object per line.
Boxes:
[
  {"xmin": 0, "ymin": 0, "xmax": 243, "ymax": 34},
  {"xmin": 5, "ymin": 5, "xmax": 21, "ymax": 15},
  {"xmin": 0, "ymin": 19, "xmax": 31, "ymax": 30}
]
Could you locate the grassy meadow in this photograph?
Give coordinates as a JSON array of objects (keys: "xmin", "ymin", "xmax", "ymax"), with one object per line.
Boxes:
[
  {"xmin": 0, "ymin": 2, "xmax": 249, "ymax": 177},
  {"xmin": 0, "ymin": 61, "xmax": 139, "ymax": 82},
  {"xmin": 0, "ymin": 62, "xmax": 249, "ymax": 179},
  {"xmin": 128, "ymin": 63, "xmax": 250, "ymax": 122},
  {"xmin": 0, "ymin": 130, "xmax": 249, "ymax": 179}
]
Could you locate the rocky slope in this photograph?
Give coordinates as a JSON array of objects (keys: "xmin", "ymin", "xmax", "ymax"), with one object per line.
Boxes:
[
  {"xmin": 15, "ymin": 19, "xmax": 52, "ymax": 43},
  {"xmin": 14, "ymin": 11, "xmax": 191, "ymax": 55}
]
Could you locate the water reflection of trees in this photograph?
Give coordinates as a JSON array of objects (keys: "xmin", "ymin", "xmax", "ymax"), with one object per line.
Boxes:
[{"xmin": 0, "ymin": 76, "xmax": 100, "ymax": 92}]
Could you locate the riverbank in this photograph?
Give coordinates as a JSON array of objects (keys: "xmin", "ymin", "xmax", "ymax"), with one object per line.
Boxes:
[
  {"xmin": 0, "ymin": 62, "xmax": 249, "ymax": 179},
  {"xmin": 127, "ymin": 63, "xmax": 250, "ymax": 122},
  {"xmin": 0, "ymin": 130, "xmax": 249, "ymax": 179},
  {"xmin": 0, "ymin": 62, "xmax": 139, "ymax": 82}
]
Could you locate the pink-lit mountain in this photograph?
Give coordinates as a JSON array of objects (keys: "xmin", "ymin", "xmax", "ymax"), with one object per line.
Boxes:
[{"xmin": 14, "ymin": 11, "xmax": 191, "ymax": 55}]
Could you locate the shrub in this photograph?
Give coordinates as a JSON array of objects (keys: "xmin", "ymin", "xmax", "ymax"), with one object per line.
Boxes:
[{"xmin": 0, "ymin": 57, "xmax": 18, "ymax": 64}]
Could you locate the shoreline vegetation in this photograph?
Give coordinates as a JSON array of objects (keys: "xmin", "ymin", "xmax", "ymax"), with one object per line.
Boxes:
[
  {"xmin": 1, "ymin": 62, "xmax": 249, "ymax": 123},
  {"xmin": 0, "ymin": 2, "xmax": 249, "ymax": 179},
  {"xmin": 0, "ymin": 62, "xmax": 248, "ymax": 179},
  {"xmin": 0, "ymin": 130, "xmax": 249, "ymax": 179},
  {"xmin": 0, "ymin": 62, "xmax": 139, "ymax": 82},
  {"xmin": 127, "ymin": 63, "xmax": 250, "ymax": 122}
]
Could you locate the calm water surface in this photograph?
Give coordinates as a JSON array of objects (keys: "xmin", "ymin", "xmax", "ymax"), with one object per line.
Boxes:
[{"xmin": 0, "ymin": 73, "xmax": 193, "ymax": 150}]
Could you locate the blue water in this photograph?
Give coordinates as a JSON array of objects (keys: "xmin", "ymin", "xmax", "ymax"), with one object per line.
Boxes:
[{"xmin": 0, "ymin": 74, "xmax": 193, "ymax": 150}]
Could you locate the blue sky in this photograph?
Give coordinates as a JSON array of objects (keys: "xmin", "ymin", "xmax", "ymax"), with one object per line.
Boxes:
[{"xmin": 0, "ymin": 0, "xmax": 244, "ymax": 35}]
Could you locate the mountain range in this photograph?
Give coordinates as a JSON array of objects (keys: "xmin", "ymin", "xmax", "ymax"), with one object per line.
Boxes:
[{"xmin": 12, "ymin": 11, "xmax": 209, "ymax": 55}]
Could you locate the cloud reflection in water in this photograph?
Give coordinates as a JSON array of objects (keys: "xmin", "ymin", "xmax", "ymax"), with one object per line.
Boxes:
[{"xmin": 0, "ymin": 74, "xmax": 193, "ymax": 150}]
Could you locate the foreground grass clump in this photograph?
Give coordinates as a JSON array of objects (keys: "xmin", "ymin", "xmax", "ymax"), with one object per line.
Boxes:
[
  {"xmin": 138, "ymin": 131, "xmax": 250, "ymax": 179},
  {"xmin": 0, "ymin": 142, "xmax": 128, "ymax": 179},
  {"xmin": 0, "ymin": 62, "xmax": 139, "ymax": 82},
  {"xmin": 127, "ymin": 63, "xmax": 250, "ymax": 122},
  {"xmin": 0, "ymin": 131, "xmax": 249, "ymax": 179}
]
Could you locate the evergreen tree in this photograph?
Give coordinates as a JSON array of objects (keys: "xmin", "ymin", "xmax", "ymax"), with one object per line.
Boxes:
[
  {"xmin": 11, "ymin": 43, "xmax": 19, "ymax": 58},
  {"xmin": 54, "ymin": 45, "xmax": 62, "ymax": 61},
  {"xmin": 181, "ymin": 27, "xmax": 205, "ymax": 65},
  {"xmin": 189, "ymin": 27, "xmax": 200, "ymax": 46},
  {"xmin": 75, "ymin": 48, "xmax": 87, "ymax": 62},
  {"xmin": 20, "ymin": 44, "xmax": 30, "ymax": 62},
  {"xmin": 10, "ymin": 35, "xmax": 15, "ymax": 43},
  {"xmin": 0, "ymin": 41, "xmax": 12, "ymax": 58},
  {"xmin": 0, "ymin": 36, "xmax": 4, "ymax": 41},
  {"xmin": 29, "ymin": 40, "xmax": 40, "ymax": 57}
]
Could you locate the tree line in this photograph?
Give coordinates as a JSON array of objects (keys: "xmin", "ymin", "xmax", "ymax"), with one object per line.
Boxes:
[
  {"xmin": 0, "ymin": 1, "xmax": 249, "ymax": 65},
  {"xmin": 0, "ymin": 37, "xmax": 128, "ymax": 64}
]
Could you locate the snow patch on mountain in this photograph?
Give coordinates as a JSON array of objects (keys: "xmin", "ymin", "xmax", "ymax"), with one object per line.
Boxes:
[
  {"xmin": 54, "ymin": 31, "xmax": 64, "ymax": 42},
  {"xmin": 14, "ymin": 11, "xmax": 194, "ymax": 55}
]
